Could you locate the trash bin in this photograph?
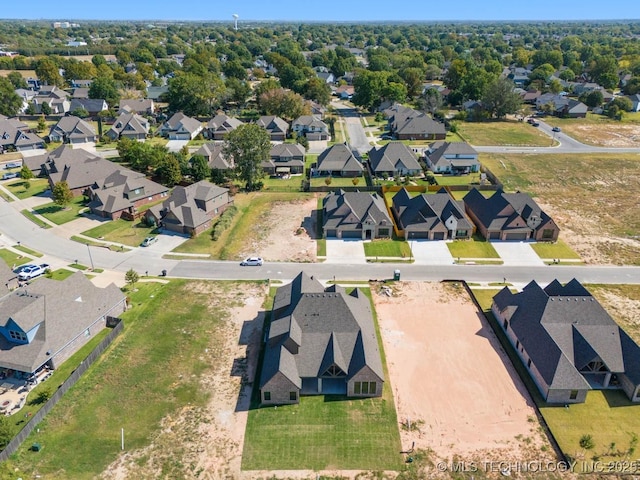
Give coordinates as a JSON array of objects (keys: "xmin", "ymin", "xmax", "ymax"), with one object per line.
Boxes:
[
  {"xmin": 161, "ymin": 269, "xmax": 167, "ymax": 277},
  {"xmin": 31, "ymin": 443, "xmax": 41, "ymax": 452},
  {"xmin": 393, "ymin": 269, "xmax": 401, "ymax": 281}
]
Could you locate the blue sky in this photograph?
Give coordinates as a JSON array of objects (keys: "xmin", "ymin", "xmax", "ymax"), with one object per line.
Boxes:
[{"xmin": 1, "ymin": 0, "xmax": 638, "ymax": 22}]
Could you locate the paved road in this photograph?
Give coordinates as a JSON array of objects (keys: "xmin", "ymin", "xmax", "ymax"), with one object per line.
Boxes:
[{"xmin": 332, "ymin": 101, "xmax": 371, "ymax": 154}]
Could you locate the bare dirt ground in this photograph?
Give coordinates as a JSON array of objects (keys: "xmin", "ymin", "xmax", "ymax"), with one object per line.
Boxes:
[
  {"xmin": 101, "ymin": 283, "xmax": 267, "ymax": 480},
  {"xmin": 372, "ymin": 282, "xmax": 555, "ymax": 462},
  {"xmin": 245, "ymin": 196, "xmax": 318, "ymax": 263},
  {"xmin": 568, "ymin": 124, "xmax": 640, "ymax": 147}
]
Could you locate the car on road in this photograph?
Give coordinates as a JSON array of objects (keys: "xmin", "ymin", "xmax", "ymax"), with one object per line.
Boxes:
[
  {"xmin": 17, "ymin": 263, "xmax": 50, "ymax": 281},
  {"xmin": 240, "ymin": 257, "xmax": 263, "ymax": 266},
  {"xmin": 552, "ymin": 126, "xmax": 561, "ymax": 132},
  {"xmin": 531, "ymin": 121, "xmax": 540, "ymax": 127},
  {"xmin": 140, "ymin": 236, "xmax": 158, "ymax": 247}
]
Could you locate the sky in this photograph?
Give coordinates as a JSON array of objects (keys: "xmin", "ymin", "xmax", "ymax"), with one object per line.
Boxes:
[{"xmin": 1, "ymin": 0, "xmax": 639, "ymax": 22}]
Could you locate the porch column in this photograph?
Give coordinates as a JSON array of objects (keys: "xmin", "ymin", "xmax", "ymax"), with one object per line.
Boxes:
[
  {"xmin": 604, "ymin": 372, "xmax": 612, "ymax": 388},
  {"xmin": 318, "ymin": 378, "xmax": 322, "ymax": 393}
]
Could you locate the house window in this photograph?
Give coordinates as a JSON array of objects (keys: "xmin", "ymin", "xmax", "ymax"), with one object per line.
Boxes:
[
  {"xmin": 263, "ymin": 391, "xmax": 271, "ymax": 401},
  {"xmin": 354, "ymin": 382, "xmax": 361, "ymax": 394},
  {"xmin": 569, "ymin": 390, "xmax": 578, "ymax": 400},
  {"xmin": 369, "ymin": 382, "xmax": 377, "ymax": 394},
  {"xmin": 503, "ymin": 319, "xmax": 508, "ymax": 330},
  {"xmin": 542, "ymin": 229, "xmax": 554, "ymax": 239},
  {"xmin": 515, "ymin": 340, "xmax": 520, "ymax": 349},
  {"xmin": 361, "ymin": 382, "xmax": 369, "ymax": 394},
  {"xmin": 289, "ymin": 391, "xmax": 297, "ymax": 401},
  {"xmin": 527, "ymin": 359, "xmax": 532, "ymax": 368},
  {"xmin": 9, "ymin": 330, "xmax": 27, "ymax": 342},
  {"xmin": 456, "ymin": 230, "xmax": 467, "ymax": 237}
]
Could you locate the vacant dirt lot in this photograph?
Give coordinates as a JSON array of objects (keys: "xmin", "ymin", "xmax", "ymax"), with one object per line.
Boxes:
[
  {"xmin": 563, "ymin": 124, "xmax": 640, "ymax": 147},
  {"xmin": 373, "ymin": 282, "xmax": 552, "ymax": 461}
]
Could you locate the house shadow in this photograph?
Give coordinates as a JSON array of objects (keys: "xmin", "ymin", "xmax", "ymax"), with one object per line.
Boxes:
[
  {"xmin": 602, "ymin": 388, "xmax": 635, "ymax": 408},
  {"xmin": 474, "ymin": 311, "xmax": 537, "ymax": 409},
  {"xmin": 305, "ymin": 210, "xmax": 320, "ymax": 239},
  {"xmin": 234, "ymin": 311, "xmax": 266, "ymax": 413}
]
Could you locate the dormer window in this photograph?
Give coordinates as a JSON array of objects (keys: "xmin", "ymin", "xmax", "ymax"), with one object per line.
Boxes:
[{"xmin": 9, "ymin": 330, "xmax": 27, "ymax": 342}]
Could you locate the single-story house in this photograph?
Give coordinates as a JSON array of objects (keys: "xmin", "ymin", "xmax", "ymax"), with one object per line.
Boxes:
[
  {"xmin": 323, "ymin": 190, "xmax": 393, "ymax": 239},
  {"xmin": 193, "ymin": 143, "xmax": 234, "ymax": 172},
  {"xmin": 119, "ymin": 99, "xmax": 155, "ymax": 115},
  {"xmin": 425, "ymin": 141, "xmax": 480, "ymax": 174},
  {"xmin": 204, "ymin": 114, "xmax": 243, "ymax": 140},
  {"xmin": 368, "ymin": 142, "xmax": 422, "ymax": 178},
  {"xmin": 159, "ymin": 112, "xmax": 203, "ymax": 140},
  {"xmin": 262, "ymin": 143, "xmax": 305, "ymax": 176},
  {"xmin": 536, "ymin": 94, "xmax": 588, "ymax": 118},
  {"xmin": 256, "ymin": 115, "xmax": 289, "ymax": 141},
  {"xmin": 392, "ymin": 187, "xmax": 473, "ymax": 240},
  {"xmin": 106, "ymin": 111, "xmax": 150, "ymax": 141},
  {"xmin": 292, "ymin": 115, "xmax": 329, "ymax": 141},
  {"xmin": 492, "ymin": 279, "xmax": 640, "ymax": 404},
  {"xmin": 48, "ymin": 116, "xmax": 97, "ymax": 145},
  {"xmin": 315, "ymin": 144, "xmax": 364, "ymax": 177},
  {"xmin": 145, "ymin": 180, "xmax": 232, "ymax": 236},
  {"xmin": 0, "ymin": 272, "xmax": 126, "ymax": 377},
  {"xmin": 0, "ymin": 117, "xmax": 46, "ymax": 153},
  {"xmin": 69, "ymin": 98, "xmax": 108, "ymax": 116},
  {"xmin": 463, "ymin": 188, "xmax": 559, "ymax": 242},
  {"xmin": 385, "ymin": 104, "xmax": 446, "ymax": 140},
  {"xmin": 259, "ymin": 272, "xmax": 384, "ymax": 405}
]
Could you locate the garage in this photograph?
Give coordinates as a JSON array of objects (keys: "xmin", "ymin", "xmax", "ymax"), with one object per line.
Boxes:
[
  {"xmin": 432, "ymin": 232, "xmax": 446, "ymax": 240},
  {"xmin": 407, "ymin": 231, "xmax": 429, "ymax": 239},
  {"xmin": 325, "ymin": 229, "xmax": 337, "ymax": 238},
  {"xmin": 489, "ymin": 231, "xmax": 501, "ymax": 239},
  {"xmin": 340, "ymin": 230, "xmax": 361, "ymax": 239},
  {"xmin": 504, "ymin": 232, "xmax": 528, "ymax": 241}
]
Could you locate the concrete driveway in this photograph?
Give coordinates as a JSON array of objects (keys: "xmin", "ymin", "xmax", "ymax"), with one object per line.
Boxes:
[
  {"xmin": 325, "ymin": 239, "xmax": 366, "ymax": 264},
  {"xmin": 410, "ymin": 240, "xmax": 455, "ymax": 265},
  {"xmin": 166, "ymin": 140, "xmax": 189, "ymax": 152},
  {"xmin": 141, "ymin": 230, "xmax": 190, "ymax": 253},
  {"xmin": 491, "ymin": 241, "xmax": 545, "ymax": 266}
]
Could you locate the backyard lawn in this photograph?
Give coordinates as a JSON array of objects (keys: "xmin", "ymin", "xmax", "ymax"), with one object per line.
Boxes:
[
  {"xmin": 5, "ymin": 178, "xmax": 49, "ymax": 199},
  {"xmin": 33, "ymin": 196, "xmax": 87, "ymax": 225},
  {"xmin": 81, "ymin": 219, "xmax": 158, "ymax": 247},
  {"xmin": 434, "ymin": 173, "xmax": 482, "ymax": 186},
  {"xmin": 363, "ymin": 239, "xmax": 411, "ymax": 258},
  {"xmin": 447, "ymin": 236, "xmax": 500, "ymax": 259},
  {"xmin": 456, "ymin": 120, "xmax": 554, "ymax": 146},
  {"xmin": 310, "ymin": 175, "xmax": 365, "ymax": 188}
]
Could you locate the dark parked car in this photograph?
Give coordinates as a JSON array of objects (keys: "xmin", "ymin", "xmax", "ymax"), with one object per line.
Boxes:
[{"xmin": 552, "ymin": 126, "xmax": 561, "ymax": 132}]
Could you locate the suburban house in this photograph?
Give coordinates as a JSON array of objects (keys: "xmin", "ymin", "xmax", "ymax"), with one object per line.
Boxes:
[
  {"xmin": 291, "ymin": 115, "xmax": 329, "ymax": 141},
  {"xmin": 106, "ymin": 111, "xmax": 150, "ymax": 141},
  {"xmin": 391, "ymin": 187, "xmax": 474, "ymax": 240},
  {"xmin": 119, "ymin": 99, "xmax": 155, "ymax": 115},
  {"xmin": 144, "ymin": 180, "xmax": 232, "ymax": 236},
  {"xmin": 256, "ymin": 115, "xmax": 289, "ymax": 141},
  {"xmin": 626, "ymin": 94, "xmax": 640, "ymax": 112},
  {"xmin": 0, "ymin": 272, "xmax": 126, "ymax": 377},
  {"xmin": 146, "ymin": 86, "xmax": 169, "ymax": 102},
  {"xmin": 262, "ymin": 143, "xmax": 305, "ymax": 176},
  {"xmin": 368, "ymin": 142, "xmax": 422, "ymax": 178},
  {"xmin": 536, "ymin": 94, "xmax": 588, "ymax": 118},
  {"xmin": 323, "ymin": 190, "xmax": 393, "ymax": 239},
  {"xmin": 0, "ymin": 261, "xmax": 16, "ymax": 291},
  {"xmin": 204, "ymin": 114, "xmax": 243, "ymax": 140},
  {"xmin": 71, "ymin": 87, "xmax": 89, "ymax": 99},
  {"xmin": 48, "ymin": 116, "xmax": 97, "ymax": 145},
  {"xmin": 259, "ymin": 272, "xmax": 384, "ymax": 405},
  {"xmin": 385, "ymin": 104, "xmax": 446, "ymax": 140},
  {"xmin": 335, "ymin": 85, "xmax": 355, "ymax": 100},
  {"xmin": 463, "ymin": 188, "xmax": 560, "ymax": 241},
  {"xmin": 32, "ymin": 86, "xmax": 70, "ymax": 114},
  {"xmin": 314, "ymin": 143, "xmax": 364, "ymax": 177},
  {"xmin": 0, "ymin": 116, "xmax": 46, "ymax": 153},
  {"xmin": 193, "ymin": 143, "xmax": 234, "ymax": 173},
  {"xmin": 425, "ymin": 141, "xmax": 480, "ymax": 174},
  {"xmin": 159, "ymin": 112, "xmax": 203, "ymax": 140},
  {"xmin": 69, "ymin": 98, "xmax": 108, "ymax": 116},
  {"xmin": 492, "ymin": 279, "xmax": 640, "ymax": 404}
]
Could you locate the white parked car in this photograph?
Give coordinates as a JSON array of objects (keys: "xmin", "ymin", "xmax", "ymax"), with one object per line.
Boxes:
[
  {"xmin": 240, "ymin": 257, "xmax": 263, "ymax": 266},
  {"xmin": 141, "ymin": 236, "xmax": 158, "ymax": 247},
  {"xmin": 18, "ymin": 263, "xmax": 50, "ymax": 281}
]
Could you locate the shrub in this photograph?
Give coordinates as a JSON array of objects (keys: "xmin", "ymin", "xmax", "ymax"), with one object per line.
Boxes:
[{"xmin": 211, "ymin": 205, "xmax": 238, "ymax": 241}]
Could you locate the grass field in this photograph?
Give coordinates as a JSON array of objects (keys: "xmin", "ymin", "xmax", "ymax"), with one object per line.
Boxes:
[
  {"xmin": 434, "ymin": 173, "xmax": 482, "ymax": 186},
  {"xmin": 447, "ymin": 236, "xmax": 500, "ymax": 258},
  {"xmin": 5, "ymin": 178, "xmax": 49, "ymax": 199},
  {"xmin": 480, "ymin": 152, "xmax": 640, "ymax": 265},
  {"xmin": 13, "ymin": 244, "xmax": 43, "ymax": 258},
  {"xmin": 81, "ymin": 219, "xmax": 157, "ymax": 247},
  {"xmin": 310, "ymin": 175, "xmax": 365, "ymax": 188},
  {"xmin": 9, "ymin": 280, "xmax": 251, "ymax": 479},
  {"xmin": 543, "ymin": 112, "xmax": 640, "ymax": 147},
  {"xmin": 20, "ymin": 209, "xmax": 51, "ymax": 229},
  {"xmin": 456, "ymin": 120, "xmax": 554, "ymax": 146},
  {"xmin": 0, "ymin": 248, "xmax": 32, "ymax": 268},
  {"xmin": 363, "ymin": 239, "xmax": 411, "ymax": 258},
  {"xmin": 33, "ymin": 197, "xmax": 87, "ymax": 225},
  {"xmin": 530, "ymin": 240, "xmax": 581, "ymax": 260},
  {"xmin": 45, "ymin": 268, "xmax": 76, "ymax": 281},
  {"xmin": 242, "ymin": 287, "xmax": 402, "ymax": 471}
]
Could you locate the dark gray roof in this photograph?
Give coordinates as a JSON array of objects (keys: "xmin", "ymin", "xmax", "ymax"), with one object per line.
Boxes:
[
  {"xmin": 260, "ymin": 272, "xmax": 384, "ymax": 388},
  {"xmin": 256, "ymin": 115, "xmax": 289, "ymax": 134},
  {"xmin": 163, "ymin": 112, "xmax": 202, "ymax": 135},
  {"xmin": 386, "ymin": 104, "xmax": 445, "ymax": 137},
  {"xmin": 493, "ymin": 279, "xmax": 640, "ymax": 392},
  {"xmin": 119, "ymin": 98, "xmax": 154, "ymax": 113},
  {"xmin": 0, "ymin": 118, "xmax": 45, "ymax": 150},
  {"xmin": 49, "ymin": 116, "xmax": 96, "ymax": 141},
  {"xmin": 270, "ymin": 143, "xmax": 305, "ymax": 158},
  {"xmin": 0, "ymin": 272, "xmax": 125, "ymax": 373},
  {"xmin": 194, "ymin": 143, "xmax": 233, "ymax": 170},
  {"xmin": 69, "ymin": 98, "xmax": 107, "ymax": 113},
  {"xmin": 368, "ymin": 142, "xmax": 422, "ymax": 173},
  {"xmin": 316, "ymin": 144, "xmax": 364, "ymax": 174},
  {"xmin": 426, "ymin": 141, "xmax": 479, "ymax": 169},
  {"xmin": 323, "ymin": 190, "xmax": 392, "ymax": 231},
  {"xmin": 88, "ymin": 168, "xmax": 168, "ymax": 215},
  {"xmin": 107, "ymin": 111, "xmax": 149, "ymax": 138},
  {"xmin": 393, "ymin": 187, "xmax": 473, "ymax": 232},
  {"xmin": 206, "ymin": 114, "xmax": 243, "ymax": 135}
]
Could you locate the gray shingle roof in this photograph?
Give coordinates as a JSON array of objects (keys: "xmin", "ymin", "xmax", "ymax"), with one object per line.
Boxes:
[
  {"xmin": 194, "ymin": 143, "xmax": 233, "ymax": 170},
  {"xmin": 49, "ymin": 116, "xmax": 96, "ymax": 141},
  {"xmin": 206, "ymin": 114, "xmax": 243, "ymax": 136},
  {"xmin": 393, "ymin": 187, "xmax": 473, "ymax": 232},
  {"xmin": 426, "ymin": 141, "xmax": 479, "ymax": 170},
  {"xmin": 256, "ymin": 115, "xmax": 289, "ymax": 134},
  {"xmin": 368, "ymin": 142, "xmax": 422, "ymax": 174},
  {"xmin": 108, "ymin": 111, "xmax": 149, "ymax": 138},
  {"xmin": 316, "ymin": 144, "xmax": 364, "ymax": 174},
  {"xmin": 323, "ymin": 190, "xmax": 392, "ymax": 231}
]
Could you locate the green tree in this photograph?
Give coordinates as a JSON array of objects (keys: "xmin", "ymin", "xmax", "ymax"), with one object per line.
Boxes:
[
  {"xmin": 155, "ymin": 154, "xmax": 182, "ymax": 186},
  {"xmin": 52, "ymin": 181, "xmax": 73, "ymax": 207},
  {"xmin": 7, "ymin": 71, "xmax": 28, "ymax": 89},
  {"xmin": 20, "ymin": 164, "xmax": 33, "ymax": 180},
  {"xmin": 303, "ymin": 77, "xmax": 332, "ymax": 105},
  {"xmin": 0, "ymin": 416, "xmax": 13, "ymax": 449},
  {"xmin": 223, "ymin": 123, "xmax": 270, "ymax": 191},
  {"xmin": 610, "ymin": 96, "xmax": 633, "ymax": 112},
  {"xmin": 352, "ymin": 70, "xmax": 390, "ymax": 110},
  {"xmin": 125, "ymin": 268, "xmax": 139, "ymax": 289},
  {"xmin": 190, "ymin": 154, "xmax": 210, "ymax": 182},
  {"xmin": 167, "ymin": 71, "xmax": 226, "ymax": 116},
  {"xmin": 40, "ymin": 101, "xmax": 52, "ymax": 115},
  {"xmin": 482, "ymin": 78, "xmax": 523, "ymax": 119},
  {"xmin": 89, "ymin": 76, "xmax": 120, "ymax": 108},
  {"xmin": 225, "ymin": 77, "xmax": 252, "ymax": 106},
  {"xmin": 35, "ymin": 57, "xmax": 64, "ymax": 87},
  {"xmin": 0, "ymin": 76, "xmax": 23, "ymax": 116},
  {"xmin": 37, "ymin": 115, "xmax": 47, "ymax": 132},
  {"xmin": 259, "ymin": 88, "xmax": 309, "ymax": 121},
  {"xmin": 581, "ymin": 90, "xmax": 604, "ymax": 108}
]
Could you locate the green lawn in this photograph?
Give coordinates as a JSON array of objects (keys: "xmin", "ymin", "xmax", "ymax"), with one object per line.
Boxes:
[
  {"xmin": 20, "ymin": 209, "xmax": 51, "ymax": 229},
  {"xmin": 456, "ymin": 120, "xmax": 554, "ymax": 146},
  {"xmin": 310, "ymin": 175, "xmax": 365, "ymax": 188},
  {"xmin": 530, "ymin": 240, "xmax": 581, "ymax": 260},
  {"xmin": 262, "ymin": 174, "xmax": 304, "ymax": 191},
  {"xmin": 6, "ymin": 178, "xmax": 49, "ymax": 199},
  {"xmin": 45, "ymin": 268, "xmax": 75, "ymax": 281},
  {"xmin": 364, "ymin": 239, "xmax": 411, "ymax": 258},
  {"xmin": 13, "ymin": 244, "xmax": 43, "ymax": 258},
  {"xmin": 0, "ymin": 188, "xmax": 12, "ymax": 202},
  {"xmin": 0, "ymin": 248, "xmax": 32, "ymax": 268},
  {"xmin": 447, "ymin": 236, "xmax": 500, "ymax": 258},
  {"xmin": 434, "ymin": 173, "xmax": 482, "ymax": 186},
  {"xmin": 70, "ymin": 235, "xmax": 130, "ymax": 252},
  {"xmin": 242, "ymin": 287, "xmax": 402, "ymax": 471},
  {"xmin": 33, "ymin": 197, "xmax": 87, "ymax": 225},
  {"xmin": 81, "ymin": 219, "xmax": 158, "ymax": 247},
  {"xmin": 10, "ymin": 280, "xmax": 249, "ymax": 479}
]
